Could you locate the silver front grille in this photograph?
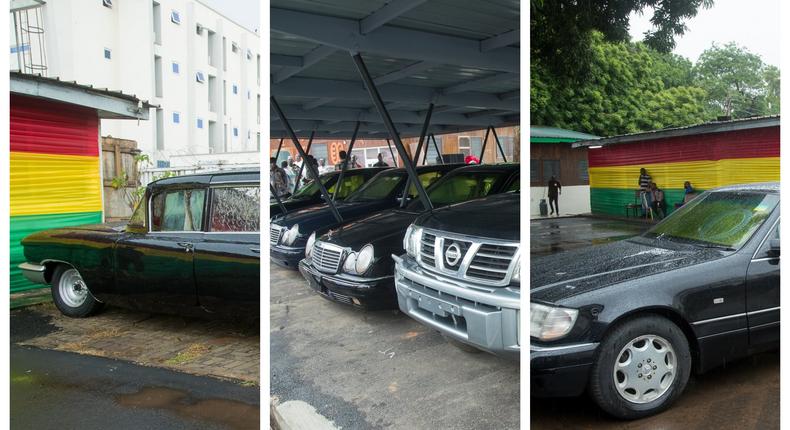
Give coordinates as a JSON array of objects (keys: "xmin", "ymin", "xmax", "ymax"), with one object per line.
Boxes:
[
  {"xmin": 270, "ymin": 224, "xmax": 283, "ymax": 245},
  {"xmin": 312, "ymin": 241, "xmax": 343, "ymax": 273},
  {"xmin": 416, "ymin": 228, "xmax": 519, "ymax": 286}
]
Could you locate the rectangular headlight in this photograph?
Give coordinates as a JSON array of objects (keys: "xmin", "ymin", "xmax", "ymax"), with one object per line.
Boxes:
[{"xmin": 530, "ymin": 302, "xmax": 578, "ymax": 341}]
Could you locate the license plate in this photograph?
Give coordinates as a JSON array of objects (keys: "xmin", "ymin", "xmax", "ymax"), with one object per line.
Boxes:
[{"xmin": 416, "ymin": 294, "xmax": 456, "ymax": 317}]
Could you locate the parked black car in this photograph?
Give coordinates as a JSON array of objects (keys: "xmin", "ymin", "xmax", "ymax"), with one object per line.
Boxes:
[
  {"xmin": 531, "ymin": 183, "xmax": 779, "ymax": 419},
  {"xmin": 298, "ymin": 163, "xmax": 520, "ymax": 310},
  {"xmin": 394, "ymin": 191, "xmax": 521, "ymax": 359},
  {"xmin": 19, "ymin": 170, "xmax": 261, "ymax": 320},
  {"xmin": 270, "ymin": 163, "xmax": 464, "ymax": 269},
  {"xmin": 270, "ymin": 167, "xmax": 388, "ymax": 218}
]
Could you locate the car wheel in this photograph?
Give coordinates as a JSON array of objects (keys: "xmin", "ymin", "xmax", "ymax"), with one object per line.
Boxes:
[
  {"xmin": 589, "ymin": 315, "xmax": 691, "ymax": 419},
  {"xmin": 442, "ymin": 334, "xmax": 482, "ymax": 354},
  {"xmin": 50, "ymin": 265, "xmax": 103, "ymax": 318}
]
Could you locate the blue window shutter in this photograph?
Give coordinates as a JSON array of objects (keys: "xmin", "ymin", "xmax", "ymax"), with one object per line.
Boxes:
[
  {"xmin": 173, "ymin": 112, "xmax": 180, "ymax": 123},
  {"xmin": 172, "ymin": 62, "xmax": 179, "ymax": 73},
  {"xmin": 197, "ymin": 118, "xmax": 203, "ymax": 129}
]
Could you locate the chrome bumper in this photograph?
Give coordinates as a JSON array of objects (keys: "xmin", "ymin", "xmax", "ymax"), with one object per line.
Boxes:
[
  {"xmin": 19, "ymin": 262, "xmax": 47, "ymax": 284},
  {"xmin": 394, "ymin": 254, "xmax": 520, "ymax": 359}
]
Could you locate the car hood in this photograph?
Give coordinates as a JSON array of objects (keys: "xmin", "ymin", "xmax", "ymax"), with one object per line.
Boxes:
[
  {"xmin": 416, "ymin": 193, "xmax": 519, "ymax": 241},
  {"xmin": 530, "ymin": 238, "xmax": 725, "ymax": 303},
  {"xmin": 319, "ymin": 209, "xmax": 419, "ymax": 250},
  {"xmin": 273, "ymin": 200, "xmax": 386, "ymax": 229}
]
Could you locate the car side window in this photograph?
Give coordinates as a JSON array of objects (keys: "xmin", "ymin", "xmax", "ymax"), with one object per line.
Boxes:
[
  {"xmin": 406, "ymin": 171, "xmax": 444, "ymax": 198},
  {"xmin": 150, "ymin": 189, "xmax": 206, "ymax": 232},
  {"xmin": 210, "ymin": 186, "xmax": 260, "ymax": 232},
  {"xmin": 505, "ymin": 174, "xmax": 520, "ymax": 192},
  {"xmin": 756, "ymin": 220, "xmax": 780, "ymax": 259}
]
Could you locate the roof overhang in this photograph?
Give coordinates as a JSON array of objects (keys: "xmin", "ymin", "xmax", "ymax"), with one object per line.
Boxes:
[
  {"xmin": 270, "ymin": 0, "xmax": 519, "ymax": 139},
  {"xmin": 572, "ymin": 116, "xmax": 780, "ymax": 148},
  {"xmin": 10, "ymin": 72, "xmax": 154, "ymax": 120}
]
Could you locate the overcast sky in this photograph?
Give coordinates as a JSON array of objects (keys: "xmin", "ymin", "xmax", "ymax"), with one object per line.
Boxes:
[
  {"xmin": 200, "ymin": 0, "xmax": 260, "ymax": 33},
  {"xmin": 628, "ymin": 0, "xmax": 780, "ymax": 67}
]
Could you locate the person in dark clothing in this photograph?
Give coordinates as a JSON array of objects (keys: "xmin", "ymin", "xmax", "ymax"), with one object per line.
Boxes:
[
  {"xmin": 372, "ymin": 153, "xmax": 389, "ymax": 167},
  {"xmin": 638, "ymin": 168, "xmax": 652, "ymax": 217},
  {"xmin": 547, "ymin": 176, "xmax": 562, "ymax": 216},
  {"xmin": 334, "ymin": 150, "xmax": 347, "ymax": 171},
  {"xmin": 650, "ymin": 182, "xmax": 666, "ymax": 220}
]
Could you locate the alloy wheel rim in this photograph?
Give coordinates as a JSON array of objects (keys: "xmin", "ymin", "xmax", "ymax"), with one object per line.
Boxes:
[
  {"xmin": 58, "ymin": 268, "xmax": 89, "ymax": 308},
  {"xmin": 612, "ymin": 334, "xmax": 677, "ymax": 404}
]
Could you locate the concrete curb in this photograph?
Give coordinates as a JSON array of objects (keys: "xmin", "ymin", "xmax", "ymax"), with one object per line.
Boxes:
[{"xmin": 270, "ymin": 399, "xmax": 338, "ymax": 430}]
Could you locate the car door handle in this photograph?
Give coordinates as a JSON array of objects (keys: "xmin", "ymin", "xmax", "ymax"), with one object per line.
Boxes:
[
  {"xmin": 250, "ymin": 247, "xmax": 260, "ymax": 253},
  {"xmin": 177, "ymin": 242, "xmax": 194, "ymax": 252}
]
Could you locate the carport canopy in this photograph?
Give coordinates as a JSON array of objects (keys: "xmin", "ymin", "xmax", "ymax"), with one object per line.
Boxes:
[{"xmin": 270, "ymin": 0, "xmax": 520, "ymax": 140}]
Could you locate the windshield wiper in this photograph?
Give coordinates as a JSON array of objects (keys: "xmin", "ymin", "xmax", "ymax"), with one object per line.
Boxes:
[{"xmin": 692, "ymin": 243, "xmax": 736, "ymax": 251}]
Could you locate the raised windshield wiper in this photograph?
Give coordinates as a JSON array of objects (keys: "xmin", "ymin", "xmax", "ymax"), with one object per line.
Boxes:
[{"xmin": 692, "ymin": 243, "xmax": 736, "ymax": 251}]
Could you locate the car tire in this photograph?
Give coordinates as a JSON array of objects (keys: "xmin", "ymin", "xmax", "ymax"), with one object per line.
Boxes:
[
  {"xmin": 442, "ymin": 334, "xmax": 482, "ymax": 354},
  {"xmin": 50, "ymin": 265, "xmax": 103, "ymax": 318},
  {"xmin": 589, "ymin": 315, "xmax": 691, "ymax": 420}
]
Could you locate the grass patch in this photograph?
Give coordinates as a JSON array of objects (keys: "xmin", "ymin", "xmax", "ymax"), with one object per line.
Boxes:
[{"xmin": 164, "ymin": 343, "xmax": 211, "ymax": 365}]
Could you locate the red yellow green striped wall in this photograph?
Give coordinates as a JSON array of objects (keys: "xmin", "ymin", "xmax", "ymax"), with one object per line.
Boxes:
[
  {"xmin": 10, "ymin": 94, "xmax": 103, "ymax": 292},
  {"xmin": 588, "ymin": 127, "xmax": 780, "ymax": 216}
]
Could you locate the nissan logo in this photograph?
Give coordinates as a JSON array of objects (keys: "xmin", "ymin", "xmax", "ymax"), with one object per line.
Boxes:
[{"xmin": 445, "ymin": 243, "xmax": 462, "ymax": 266}]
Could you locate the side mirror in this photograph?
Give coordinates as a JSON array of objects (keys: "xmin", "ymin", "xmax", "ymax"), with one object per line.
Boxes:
[{"xmin": 766, "ymin": 238, "xmax": 780, "ymax": 257}]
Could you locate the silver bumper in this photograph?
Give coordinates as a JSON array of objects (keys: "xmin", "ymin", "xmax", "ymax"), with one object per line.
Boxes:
[
  {"xmin": 19, "ymin": 262, "xmax": 47, "ymax": 284},
  {"xmin": 394, "ymin": 254, "xmax": 520, "ymax": 359}
]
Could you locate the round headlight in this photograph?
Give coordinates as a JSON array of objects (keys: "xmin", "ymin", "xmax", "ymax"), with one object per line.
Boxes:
[
  {"xmin": 343, "ymin": 252, "xmax": 358, "ymax": 273},
  {"xmin": 284, "ymin": 224, "xmax": 300, "ymax": 245},
  {"xmin": 305, "ymin": 232, "xmax": 316, "ymax": 258},
  {"xmin": 355, "ymin": 244, "xmax": 375, "ymax": 274}
]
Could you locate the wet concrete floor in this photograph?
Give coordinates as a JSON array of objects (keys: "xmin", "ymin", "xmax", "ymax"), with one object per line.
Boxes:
[
  {"xmin": 11, "ymin": 345, "xmax": 260, "ymax": 430},
  {"xmin": 530, "ymin": 216, "xmax": 779, "ymax": 429},
  {"xmin": 531, "ymin": 216, "xmax": 648, "ymax": 257}
]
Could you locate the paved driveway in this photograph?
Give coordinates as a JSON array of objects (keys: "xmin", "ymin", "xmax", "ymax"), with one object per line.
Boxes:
[{"xmin": 270, "ymin": 263, "xmax": 520, "ymax": 430}]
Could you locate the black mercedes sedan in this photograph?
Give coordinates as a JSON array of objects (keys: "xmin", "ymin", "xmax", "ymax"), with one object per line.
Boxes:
[
  {"xmin": 298, "ymin": 163, "xmax": 520, "ymax": 309},
  {"xmin": 531, "ymin": 183, "xmax": 779, "ymax": 419},
  {"xmin": 270, "ymin": 163, "xmax": 463, "ymax": 269},
  {"xmin": 270, "ymin": 167, "xmax": 387, "ymax": 218}
]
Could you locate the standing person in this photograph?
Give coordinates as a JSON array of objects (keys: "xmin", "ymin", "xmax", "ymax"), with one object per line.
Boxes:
[
  {"xmin": 650, "ymin": 182, "xmax": 666, "ymax": 220},
  {"xmin": 303, "ymin": 155, "xmax": 319, "ymax": 184},
  {"xmin": 372, "ymin": 153, "xmax": 389, "ymax": 167},
  {"xmin": 350, "ymin": 154, "xmax": 362, "ymax": 168},
  {"xmin": 294, "ymin": 154, "xmax": 303, "ymax": 169},
  {"xmin": 281, "ymin": 160, "xmax": 295, "ymax": 191},
  {"xmin": 547, "ymin": 175, "xmax": 562, "ymax": 216},
  {"xmin": 638, "ymin": 168, "xmax": 652, "ymax": 218},
  {"xmin": 334, "ymin": 150, "xmax": 348, "ymax": 171},
  {"xmin": 270, "ymin": 157, "xmax": 289, "ymax": 198},
  {"xmin": 318, "ymin": 158, "xmax": 332, "ymax": 174}
]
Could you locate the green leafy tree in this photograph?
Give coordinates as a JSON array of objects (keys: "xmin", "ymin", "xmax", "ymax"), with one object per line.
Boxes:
[
  {"xmin": 531, "ymin": 32, "xmax": 708, "ymax": 136},
  {"xmin": 694, "ymin": 43, "xmax": 780, "ymax": 118},
  {"xmin": 531, "ymin": 0, "xmax": 713, "ymax": 81}
]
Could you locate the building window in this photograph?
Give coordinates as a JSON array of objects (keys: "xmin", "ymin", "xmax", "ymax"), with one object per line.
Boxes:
[
  {"xmin": 196, "ymin": 71, "xmax": 205, "ymax": 83},
  {"xmin": 246, "ymin": 49, "xmax": 252, "ymax": 60},
  {"xmin": 541, "ymin": 159, "xmax": 560, "ymax": 183},
  {"xmin": 530, "ymin": 159, "xmax": 539, "ymax": 183},
  {"xmin": 247, "ymin": 90, "xmax": 251, "ymax": 99},
  {"xmin": 197, "ymin": 118, "xmax": 204, "ymax": 129},
  {"xmin": 172, "ymin": 112, "xmax": 180, "ymax": 124},
  {"xmin": 233, "ymin": 127, "xmax": 239, "ymax": 137},
  {"xmin": 196, "ymin": 24, "xmax": 203, "ymax": 35},
  {"xmin": 172, "ymin": 62, "xmax": 180, "ymax": 74},
  {"xmin": 103, "ymin": 48, "xmax": 112, "ymax": 60},
  {"xmin": 232, "ymin": 84, "xmax": 238, "ymax": 95},
  {"xmin": 231, "ymin": 42, "xmax": 239, "ymax": 53},
  {"xmin": 103, "ymin": 0, "xmax": 113, "ymax": 8},
  {"xmin": 495, "ymin": 136, "xmax": 515, "ymax": 162},
  {"xmin": 458, "ymin": 136, "xmax": 482, "ymax": 157},
  {"xmin": 171, "ymin": 10, "xmax": 181, "ymax": 24},
  {"xmin": 157, "ymin": 160, "xmax": 171, "ymax": 168}
]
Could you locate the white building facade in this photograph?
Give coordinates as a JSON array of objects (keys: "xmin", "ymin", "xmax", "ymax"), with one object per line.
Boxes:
[{"xmin": 10, "ymin": 0, "xmax": 261, "ymax": 169}]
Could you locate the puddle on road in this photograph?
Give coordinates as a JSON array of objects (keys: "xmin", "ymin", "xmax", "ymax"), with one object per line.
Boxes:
[{"xmin": 116, "ymin": 386, "xmax": 259, "ymax": 430}]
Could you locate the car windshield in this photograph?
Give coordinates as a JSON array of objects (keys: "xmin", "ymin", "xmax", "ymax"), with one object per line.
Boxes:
[
  {"xmin": 346, "ymin": 171, "xmax": 405, "ymax": 202},
  {"xmin": 643, "ymin": 191, "xmax": 779, "ymax": 249},
  {"xmin": 289, "ymin": 173, "xmax": 336, "ymax": 200},
  {"xmin": 407, "ymin": 170, "xmax": 506, "ymax": 211}
]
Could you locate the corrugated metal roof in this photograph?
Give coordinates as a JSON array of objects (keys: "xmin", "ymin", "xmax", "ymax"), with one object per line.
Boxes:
[
  {"xmin": 531, "ymin": 126, "xmax": 599, "ymax": 141},
  {"xmin": 572, "ymin": 115, "xmax": 780, "ymax": 148},
  {"xmin": 270, "ymin": 0, "xmax": 520, "ymax": 139}
]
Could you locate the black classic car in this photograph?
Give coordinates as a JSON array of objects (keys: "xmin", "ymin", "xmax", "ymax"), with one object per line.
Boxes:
[
  {"xmin": 531, "ymin": 183, "xmax": 779, "ymax": 419},
  {"xmin": 270, "ymin": 167, "xmax": 388, "ymax": 218},
  {"xmin": 19, "ymin": 170, "xmax": 260, "ymax": 320},
  {"xmin": 394, "ymin": 191, "xmax": 520, "ymax": 359},
  {"xmin": 270, "ymin": 163, "xmax": 464, "ymax": 269},
  {"xmin": 298, "ymin": 163, "xmax": 520, "ymax": 310}
]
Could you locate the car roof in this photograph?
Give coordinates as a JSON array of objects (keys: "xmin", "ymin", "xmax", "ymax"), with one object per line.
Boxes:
[
  {"xmin": 149, "ymin": 169, "xmax": 260, "ymax": 188},
  {"xmin": 711, "ymin": 182, "xmax": 779, "ymax": 194},
  {"xmin": 319, "ymin": 166, "xmax": 389, "ymax": 178},
  {"xmin": 448, "ymin": 162, "xmax": 520, "ymax": 174}
]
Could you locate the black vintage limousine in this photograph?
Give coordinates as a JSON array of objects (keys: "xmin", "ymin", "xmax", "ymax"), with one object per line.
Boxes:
[
  {"xmin": 19, "ymin": 170, "xmax": 260, "ymax": 320},
  {"xmin": 531, "ymin": 183, "xmax": 779, "ymax": 419}
]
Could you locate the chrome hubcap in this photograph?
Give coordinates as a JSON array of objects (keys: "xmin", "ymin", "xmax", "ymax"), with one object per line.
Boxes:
[
  {"xmin": 58, "ymin": 269, "xmax": 89, "ymax": 308},
  {"xmin": 612, "ymin": 334, "xmax": 676, "ymax": 404}
]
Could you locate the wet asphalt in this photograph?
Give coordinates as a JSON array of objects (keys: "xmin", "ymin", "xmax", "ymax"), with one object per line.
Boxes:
[
  {"xmin": 10, "ymin": 308, "xmax": 259, "ymax": 430},
  {"xmin": 529, "ymin": 216, "xmax": 780, "ymax": 429}
]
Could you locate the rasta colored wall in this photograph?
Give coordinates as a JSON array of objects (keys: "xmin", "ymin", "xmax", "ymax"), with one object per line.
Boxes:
[
  {"xmin": 10, "ymin": 94, "xmax": 103, "ymax": 292},
  {"xmin": 588, "ymin": 126, "xmax": 780, "ymax": 216}
]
